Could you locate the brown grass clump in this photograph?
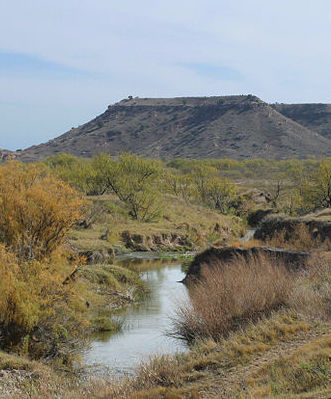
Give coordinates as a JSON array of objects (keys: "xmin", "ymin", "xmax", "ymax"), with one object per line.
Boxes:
[
  {"xmin": 170, "ymin": 254, "xmax": 293, "ymax": 343},
  {"xmin": 134, "ymin": 355, "xmax": 185, "ymax": 390},
  {"xmin": 288, "ymin": 252, "xmax": 331, "ymax": 321},
  {"xmin": 265, "ymin": 223, "xmax": 331, "ymax": 252}
]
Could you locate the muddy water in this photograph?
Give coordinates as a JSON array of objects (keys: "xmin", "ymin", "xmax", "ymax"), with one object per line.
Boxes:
[{"xmin": 83, "ymin": 256, "xmax": 189, "ymax": 375}]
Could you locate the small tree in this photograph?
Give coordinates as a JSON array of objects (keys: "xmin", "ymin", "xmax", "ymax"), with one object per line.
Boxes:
[
  {"xmin": 205, "ymin": 176, "xmax": 237, "ymax": 213},
  {"xmin": 189, "ymin": 165, "xmax": 219, "ymax": 202},
  {"xmin": 299, "ymin": 161, "xmax": 331, "ymax": 211},
  {"xmin": 164, "ymin": 171, "xmax": 195, "ymax": 202},
  {"xmin": 264, "ymin": 173, "xmax": 286, "ymax": 209},
  {"xmin": 93, "ymin": 153, "xmax": 164, "ymax": 221},
  {"xmin": 45, "ymin": 154, "xmax": 101, "ymax": 195}
]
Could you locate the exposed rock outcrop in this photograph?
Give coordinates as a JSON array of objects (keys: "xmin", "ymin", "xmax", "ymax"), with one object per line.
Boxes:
[
  {"xmin": 0, "ymin": 149, "xmax": 17, "ymax": 162},
  {"xmin": 121, "ymin": 230, "xmax": 193, "ymax": 251}
]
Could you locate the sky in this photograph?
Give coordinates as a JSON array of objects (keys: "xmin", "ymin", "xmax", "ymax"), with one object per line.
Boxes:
[{"xmin": 0, "ymin": 0, "xmax": 331, "ymax": 150}]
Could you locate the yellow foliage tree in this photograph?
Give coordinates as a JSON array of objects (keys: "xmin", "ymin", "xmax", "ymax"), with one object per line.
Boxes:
[{"xmin": 0, "ymin": 161, "xmax": 86, "ymax": 261}]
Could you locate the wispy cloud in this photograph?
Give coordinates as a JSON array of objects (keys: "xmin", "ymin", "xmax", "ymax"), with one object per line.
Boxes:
[
  {"xmin": 0, "ymin": 0, "xmax": 330, "ymax": 149},
  {"xmin": 0, "ymin": 51, "xmax": 92, "ymax": 79},
  {"xmin": 180, "ymin": 63, "xmax": 242, "ymax": 81}
]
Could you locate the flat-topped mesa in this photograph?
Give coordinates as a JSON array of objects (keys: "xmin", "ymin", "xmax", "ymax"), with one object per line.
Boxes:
[
  {"xmin": 105, "ymin": 95, "xmax": 268, "ymax": 118},
  {"xmin": 111, "ymin": 94, "xmax": 263, "ymax": 107},
  {"xmin": 10, "ymin": 95, "xmax": 331, "ymax": 162}
]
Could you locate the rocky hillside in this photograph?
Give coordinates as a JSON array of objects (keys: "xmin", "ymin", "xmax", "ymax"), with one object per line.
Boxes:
[
  {"xmin": 0, "ymin": 149, "xmax": 15, "ymax": 162},
  {"xmin": 273, "ymin": 103, "xmax": 331, "ymax": 140},
  {"xmin": 8, "ymin": 95, "xmax": 331, "ymax": 161}
]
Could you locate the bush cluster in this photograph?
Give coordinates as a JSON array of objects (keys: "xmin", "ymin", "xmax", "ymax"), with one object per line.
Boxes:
[
  {"xmin": 45, "ymin": 153, "xmax": 240, "ymax": 220},
  {"xmin": 0, "ymin": 161, "xmax": 87, "ymax": 362},
  {"xmin": 45, "ymin": 154, "xmax": 331, "ymax": 222}
]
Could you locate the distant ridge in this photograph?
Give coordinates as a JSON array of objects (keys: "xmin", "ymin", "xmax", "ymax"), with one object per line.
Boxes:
[
  {"xmin": 0, "ymin": 149, "xmax": 15, "ymax": 162},
  {"xmin": 272, "ymin": 103, "xmax": 331, "ymax": 140},
  {"xmin": 8, "ymin": 95, "xmax": 331, "ymax": 161}
]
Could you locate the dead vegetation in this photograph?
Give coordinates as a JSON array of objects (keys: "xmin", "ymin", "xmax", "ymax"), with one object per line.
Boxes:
[
  {"xmin": 288, "ymin": 253, "xmax": 331, "ymax": 321},
  {"xmin": 264, "ymin": 223, "xmax": 331, "ymax": 252},
  {"xmin": 170, "ymin": 254, "xmax": 293, "ymax": 343}
]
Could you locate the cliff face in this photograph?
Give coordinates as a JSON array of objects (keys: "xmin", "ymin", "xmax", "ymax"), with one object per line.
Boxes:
[{"xmin": 14, "ymin": 95, "xmax": 331, "ymax": 161}]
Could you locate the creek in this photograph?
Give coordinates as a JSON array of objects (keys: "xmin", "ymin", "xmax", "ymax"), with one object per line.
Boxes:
[
  {"xmin": 83, "ymin": 255, "xmax": 189, "ymax": 376},
  {"xmin": 83, "ymin": 229, "xmax": 256, "ymax": 375}
]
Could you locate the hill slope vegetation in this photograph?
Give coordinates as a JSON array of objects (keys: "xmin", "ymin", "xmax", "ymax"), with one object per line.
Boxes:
[
  {"xmin": 14, "ymin": 95, "xmax": 331, "ymax": 161},
  {"xmin": 273, "ymin": 103, "xmax": 331, "ymax": 140}
]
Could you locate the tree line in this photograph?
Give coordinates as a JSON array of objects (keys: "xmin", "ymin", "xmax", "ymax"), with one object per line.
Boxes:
[{"xmin": 45, "ymin": 153, "xmax": 331, "ymax": 219}]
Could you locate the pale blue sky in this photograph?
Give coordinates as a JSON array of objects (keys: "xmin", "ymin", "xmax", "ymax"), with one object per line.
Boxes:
[{"xmin": 1, "ymin": 0, "xmax": 331, "ymax": 150}]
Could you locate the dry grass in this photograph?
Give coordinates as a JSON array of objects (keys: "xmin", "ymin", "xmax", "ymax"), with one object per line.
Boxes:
[
  {"xmin": 0, "ymin": 311, "xmax": 319, "ymax": 399},
  {"xmin": 88, "ymin": 312, "xmax": 312, "ymax": 399},
  {"xmin": 304, "ymin": 208, "xmax": 331, "ymax": 221},
  {"xmin": 134, "ymin": 354, "xmax": 186, "ymax": 390},
  {"xmin": 242, "ymin": 334, "xmax": 331, "ymax": 398},
  {"xmin": 264, "ymin": 223, "xmax": 331, "ymax": 252},
  {"xmin": 170, "ymin": 254, "xmax": 293, "ymax": 343},
  {"xmin": 96, "ymin": 312, "xmax": 313, "ymax": 399},
  {"xmin": 288, "ymin": 252, "xmax": 331, "ymax": 321}
]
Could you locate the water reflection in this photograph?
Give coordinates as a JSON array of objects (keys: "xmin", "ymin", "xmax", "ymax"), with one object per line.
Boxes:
[
  {"xmin": 83, "ymin": 259, "xmax": 189, "ymax": 375},
  {"xmin": 117, "ymin": 254, "xmax": 181, "ymax": 272}
]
